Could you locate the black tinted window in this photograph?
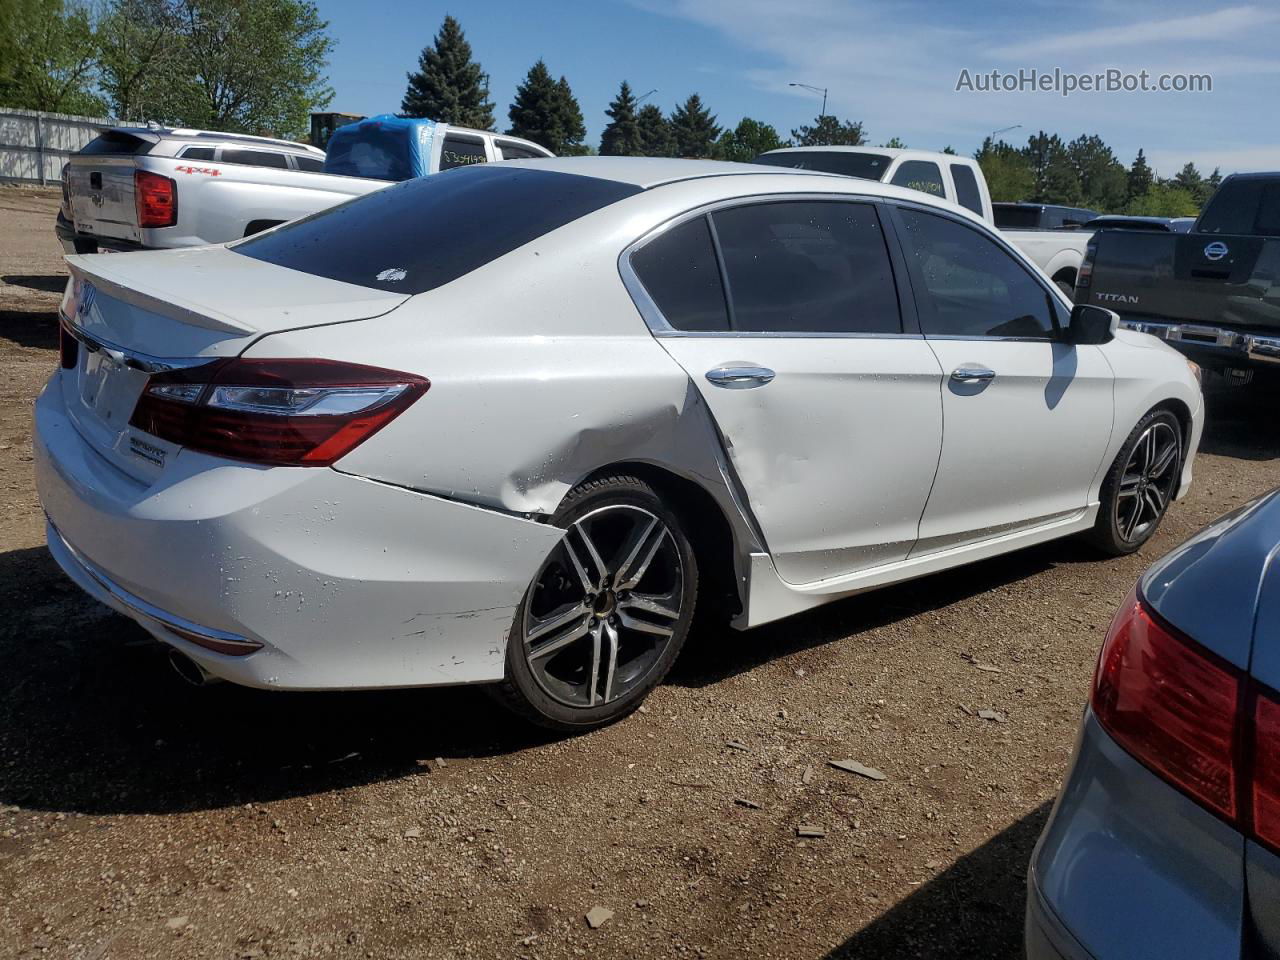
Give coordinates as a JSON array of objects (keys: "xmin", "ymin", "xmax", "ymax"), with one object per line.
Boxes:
[
  {"xmin": 710, "ymin": 201, "xmax": 901, "ymax": 334},
  {"xmin": 294, "ymin": 156, "xmax": 324, "ymax": 172},
  {"xmin": 440, "ymin": 136, "xmax": 487, "ymax": 170},
  {"xmin": 324, "ymin": 125, "xmax": 414, "ymax": 181},
  {"xmin": 1199, "ymin": 178, "xmax": 1280, "ymax": 237},
  {"xmin": 950, "ymin": 164, "xmax": 983, "ymax": 215},
  {"xmin": 180, "ymin": 146, "xmax": 215, "ymax": 160},
  {"xmin": 890, "ymin": 161, "xmax": 945, "ymax": 199},
  {"xmin": 753, "ymin": 150, "xmax": 891, "ymax": 181},
  {"xmin": 993, "ymin": 206, "xmax": 1040, "ymax": 229},
  {"xmin": 235, "ymin": 166, "xmax": 641, "ymax": 294},
  {"xmin": 630, "ymin": 217, "xmax": 729, "ymax": 332},
  {"xmin": 78, "ymin": 131, "xmax": 151, "ymax": 155},
  {"xmin": 498, "ymin": 142, "xmax": 544, "ymax": 160},
  {"xmin": 221, "ymin": 149, "xmax": 288, "ymax": 169},
  {"xmin": 897, "ymin": 208, "xmax": 1055, "ymax": 338}
]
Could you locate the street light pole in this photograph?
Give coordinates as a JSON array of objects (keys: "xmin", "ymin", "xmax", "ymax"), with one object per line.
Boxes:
[
  {"xmin": 990, "ymin": 123, "xmax": 1021, "ymax": 143},
  {"xmin": 636, "ymin": 88, "xmax": 658, "ymax": 105},
  {"xmin": 789, "ymin": 82, "xmax": 828, "ymax": 119}
]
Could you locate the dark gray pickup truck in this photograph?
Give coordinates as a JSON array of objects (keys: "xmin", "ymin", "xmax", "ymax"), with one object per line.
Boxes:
[{"xmin": 1076, "ymin": 172, "xmax": 1280, "ymax": 379}]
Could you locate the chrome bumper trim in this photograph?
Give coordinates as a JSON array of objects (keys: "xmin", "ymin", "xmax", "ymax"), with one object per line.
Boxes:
[
  {"xmin": 1120, "ymin": 319, "xmax": 1280, "ymax": 365},
  {"xmin": 49, "ymin": 521, "xmax": 261, "ymax": 653}
]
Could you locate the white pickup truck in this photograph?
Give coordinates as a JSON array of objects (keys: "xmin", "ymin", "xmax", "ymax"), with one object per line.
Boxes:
[
  {"xmin": 57, "ymin": 122, "xmax": 551, "ymax": 253},
  {"xmin": 754, "ymin": 146, "xmax": 1094, "ymax": 294}
]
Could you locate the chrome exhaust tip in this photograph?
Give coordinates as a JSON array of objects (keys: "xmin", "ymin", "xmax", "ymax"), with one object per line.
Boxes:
[{"xmin": 167, "ymin": 648, "xmax": 222, "ymax": 687}]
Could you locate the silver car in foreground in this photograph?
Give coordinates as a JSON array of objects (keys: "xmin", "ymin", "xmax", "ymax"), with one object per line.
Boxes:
[{"xmin": 1028, "ymin": 489, "xmax": 1280, "ymax": 959}]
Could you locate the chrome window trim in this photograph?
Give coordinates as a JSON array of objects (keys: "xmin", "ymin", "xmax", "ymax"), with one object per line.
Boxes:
[
  {"xmin": 618, "ymin": 191, "xmax": 910, "ymax": 340},
  {"xmin": 59, "ymin": 311, "xmax": 212, "ymax": 373}
]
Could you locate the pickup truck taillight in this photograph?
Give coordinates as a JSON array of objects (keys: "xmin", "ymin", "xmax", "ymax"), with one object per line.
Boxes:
[
  {"xmin": 1093, "ymin": 587, "xmax": 1280, "ymax": 853},
  {"xmin": 134, "ymin": 170, "xmax": 177, "ymax": 228},
  {"xmin": 1077, "ymin": 241, "xmax": 1097, "ymax": 290},
  {"xmin": 129, "ymin": 358, "xmax": 429, "ymax": 466}
]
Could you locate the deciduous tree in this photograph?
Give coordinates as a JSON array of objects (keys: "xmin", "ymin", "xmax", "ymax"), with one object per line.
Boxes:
[{"xmin": 789, "ymin": 114, "xmax": 865, "ymax": 147}]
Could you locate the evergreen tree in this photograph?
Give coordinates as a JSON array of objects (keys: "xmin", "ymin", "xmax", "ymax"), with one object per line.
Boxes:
[
  {"xmin": 1171, "ymin": 162, "xmax": 1204, "ymax": 198},
  {"xmin": 402, "ymin": 15, "xmax": 494, "ymax": 129},
  {"xmin": 668, "ymin": 93, "xmax": 720, "ymax": 158},
  {"xmin": 507, "ymin": 59, "xmax": 561, "ymax": 151},
  {"xmin": 554, "ymin": 75, "xmax": 587, "ymax": 155},
  {"xmin": 635, "ymin": 103, "xmax": 671, "ymax": 157},
  {"xmin": 942, "ymin": 145, "xmax": 957, "ymax": 155},
  {"xmin": 600, "ymin": 80, "xmax": 642, "ymax": 156},
  {"xmin": 714, "ymin": 117, "xmax": 785, "ymax": 162},
  {"xmin": 790, "ymin": 114, "xmax": 865, "ymax": 147},
  {"xmin": 976, "ymin": 138, "xmax": 1035, "ymax": 203},
  {"xmin": 1127, "ymin": 149, "xmax": 1154, "ymax": 202},
  {"xmin": 881, "ymin": 136, "xmax": 907, "ymax": 149},
  {"xmin": 1066, "ymin": 134, "xmax": 1126, "ymax": 210},
  {"xmin": 1203, "ymin": 167, "xmax": 1223, "ymax": 206},
  {"xmin": 1022, "ymin": 131, "xmax": 1080, "ymax": 205}
]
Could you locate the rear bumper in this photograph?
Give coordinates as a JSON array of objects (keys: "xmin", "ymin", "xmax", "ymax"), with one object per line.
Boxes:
[
  {"xmin": 33, "ymin": 375, "xmax": 564, "ymax": 690},
  {"xmin": 1119, "ymin": 317, "xmax": 1280, "ymax": 371},
  {"xmin": 1029, "ymin": 710, "xmax": 1245, "ymax": 960}
]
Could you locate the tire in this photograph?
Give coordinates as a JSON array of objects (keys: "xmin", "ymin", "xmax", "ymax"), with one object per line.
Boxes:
[
  {"xmin": 1087, "ymin": 409, "xmax": 1182, "ymax": 556},
  {"xmin": 489, "ymin": 473, "xmax": 698, "ymax": 731}
]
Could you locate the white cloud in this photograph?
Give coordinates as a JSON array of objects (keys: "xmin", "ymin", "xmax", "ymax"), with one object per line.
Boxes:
[{"xmin": 986, "ymin": 5, "xmax": 1276, "ymax": 59}]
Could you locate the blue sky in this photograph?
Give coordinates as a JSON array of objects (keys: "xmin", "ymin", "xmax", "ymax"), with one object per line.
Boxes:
[{"xmin": 312, "ymin": 0, "xmax": 1280, "ymax": 176}]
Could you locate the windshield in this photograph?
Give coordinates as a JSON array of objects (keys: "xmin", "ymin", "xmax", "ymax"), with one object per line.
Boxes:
[
  {"xmin": 1198, "ymin": 179, "xmax": 1280, "ymax": 237},
  {"xmin": 753, "ymin": 150, "xmax": 892, "ymax": 181},
  {"xmin": 234, "ymin": 165, "xmax": 641, "ymax": 294}
]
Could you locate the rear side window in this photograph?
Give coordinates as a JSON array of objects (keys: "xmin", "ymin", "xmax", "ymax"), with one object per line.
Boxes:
[
  {"xmin": 890, "ymin": 161, "xmax": 945, "ymax": 199},
  {"xmin": 235, "ymin": 166, "xmax": 642, "ymax": 294},
  {"xmin": 220, "ymin": 149, "xmax": 288, "ymax": 169},
  {"xmin": 753, "ymin": 150, "xmax": 891, "ymax": 181},
  {"xmin": 710, "ymin": 201, "xmax": 901, "ymax": 334},
  {"xmin": 440, "ymin": 136, "xmax": 487, "ymax": 170},
  {"xmin": 1199, "ymin": 179, "xmax": 1280, "ymax": 237},
  {"xmin": 180, "ymin": 146, "xmax": 215, "ymax": 160},
  {"xmin": 325, "ymin": 125, "xmax": 414, "ymax": 181},
  {"xmin": 897, "ymin": 208, "xmax": 1055, "ymax": 339},
  {"xmin": 630, "ymin": 217, "xmax": 729, "ymax": 332},
  {"xmin": 498, "ymin": 141, "xmax": 545, "ymax": 160},
  {"xmin": 950, "ymin": 164, "xmax": 983, "ymax": 216},
  {"xmin": 294, "ymin": 156, "xmax": 324, "ymax": 172},
  {"xmin": 993, "ymin": 206, "xmax": 1040, "ymax": 229}
]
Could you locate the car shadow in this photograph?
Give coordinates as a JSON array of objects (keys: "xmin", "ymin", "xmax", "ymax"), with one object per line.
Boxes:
[
  {"xmin": 2, "ymin": 273, "xmax": 67, "ymax": 294},
  {"xmin": 670, "ymin": 535, "xmax": 1095, "ymax": 689},
  {"xmin": 1199, "ymin": 378, "xmax": 1280, "ymax": 460},
  {"xmin": 0, "ymin": 306, "xmax": 58, "ymax": 350},
  {"xmin": 0, "ymin": 545, "xmax": 559, "ymax": 817},
  {"xmin": 825, "ymin": 800, "xmax": 1053, "ymax": 959}
]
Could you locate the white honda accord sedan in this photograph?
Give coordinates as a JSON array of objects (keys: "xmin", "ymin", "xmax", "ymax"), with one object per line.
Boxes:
[{"xmin": 35, "ymin": 157, "xmax": 1203, "ymax": 729}]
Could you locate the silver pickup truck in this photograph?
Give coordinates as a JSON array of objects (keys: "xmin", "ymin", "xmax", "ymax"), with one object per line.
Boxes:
[
  {"xmin": 56, "ymin": 123, "xmax": 552, "ymax": 253},
  {"xmin": 56, "ymin": 126, "xmax": 379, "ymax": 253}
]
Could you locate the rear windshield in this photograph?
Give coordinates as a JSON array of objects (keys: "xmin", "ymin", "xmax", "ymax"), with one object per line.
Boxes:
[
  {"xmin": 324, "ymin": 125, "xmax": 415, "ymax": 181},
  {"xmin": 1198, "ymin": 178, "xmax": 1280, "ymax": 237},
  {"xmin": 77, "ymin": 130, "xmax": 152, "ymax": 156},
  {"xmin": 993, "ymin": 206, "xmax": 1041, "ymax": 229},
  {"xmin": 753, "ymin": 150, "xmax": 891, "ymax": 181},
  {"xmin": 234, "ymin": 165, "xmax": 642, "ymax": 294}
]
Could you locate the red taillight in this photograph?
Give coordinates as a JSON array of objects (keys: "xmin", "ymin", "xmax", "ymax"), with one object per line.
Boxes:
[
  {"xmin": 1093, "ymin": 586, "xmax": 1280, "ymax": 852},
  {"xmin": 134, "ymin": 170, "xmax": 177, "ymax": 228},
  {"xmin": 1253, "ymin": 693, "xmax": 1280, "ymax": 851},
  {"xmin": 1093, "ymin": 588, "xmax": 1240, "ymax": 818},
  {"xmin": 129, "ymin": 358, "xmax": 428, "ymax": 466}
]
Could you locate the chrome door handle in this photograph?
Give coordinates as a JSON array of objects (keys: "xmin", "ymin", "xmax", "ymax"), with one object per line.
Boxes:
[
  {"xmin": 950, "ymin": 366, "xmax": 996, "ymax": 383},
  {"xmin": 705, "ymin": 365, "xmax": 776, "ymax": 389}
]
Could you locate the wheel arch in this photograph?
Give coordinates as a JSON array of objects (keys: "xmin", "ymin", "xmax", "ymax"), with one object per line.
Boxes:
[{"xmin": 577, "ymin": 460, "xmax": 745, "ymax": 622}]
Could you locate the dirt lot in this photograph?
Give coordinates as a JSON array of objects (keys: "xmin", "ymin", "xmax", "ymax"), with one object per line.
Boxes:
[{"xmin": 1, "ymin": 185, "xmax": 1277, "ymax": 960}]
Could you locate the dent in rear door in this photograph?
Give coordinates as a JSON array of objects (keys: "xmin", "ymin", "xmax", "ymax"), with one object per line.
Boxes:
[{"xmin": 627, "ymin": 199, "xmax": 945, "ymax": 585}]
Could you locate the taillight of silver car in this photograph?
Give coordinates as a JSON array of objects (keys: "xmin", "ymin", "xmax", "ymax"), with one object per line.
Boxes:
[
  {"xmin": 1093, "ymin": 587, "xmax": 1280, "ymax": 852},
  {"xmin": 129, "ymin": 358, "xmax": 429, "ymax": 466}
]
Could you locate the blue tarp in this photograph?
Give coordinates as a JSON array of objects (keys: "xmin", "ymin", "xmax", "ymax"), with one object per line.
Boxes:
[{"xmin": 323, "ymin": 115, "xmax": 437, "ymax": 181}]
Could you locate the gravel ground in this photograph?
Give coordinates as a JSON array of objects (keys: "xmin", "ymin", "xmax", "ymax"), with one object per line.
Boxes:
[{"xmin": 2, "ymin": 186, "xmax": 1277, "ymax": 960}]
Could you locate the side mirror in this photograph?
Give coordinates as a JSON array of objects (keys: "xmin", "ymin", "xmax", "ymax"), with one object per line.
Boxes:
[{"xmin": 1067, "ymin": 304, "xmax": 1118, "ymax": 345}]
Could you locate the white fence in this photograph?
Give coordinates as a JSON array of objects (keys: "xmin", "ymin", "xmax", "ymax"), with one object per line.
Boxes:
[{"xmin": 0, "ymin": 108, "xmax": 118, "ymax": 185}]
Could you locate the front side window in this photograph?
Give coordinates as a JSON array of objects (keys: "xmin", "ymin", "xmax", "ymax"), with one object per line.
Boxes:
[
  {"xmin": 440, "ymin": 136, "xmax": 488, "ymax": 170},
  {"xmin": 220, "ymin": 149, "xmax": 288, "ymax": 169},
  {"xmin": 629, "ymin": 217, "xmax": 729, "ymax": 332},
  {"xmin": 896, "ymin": 208, "xmax": 1056, "ymax": 339},
  {"xmin": 890, "ymin": 161, "xmax": 945, "ymax": 199},
  {"xmin": 710, "ymin": 200, "xmax": 902, "ymax": 334},
  {"xmin": 950, "ymin": 164, "xmax": 984, "ymax": 216}
]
